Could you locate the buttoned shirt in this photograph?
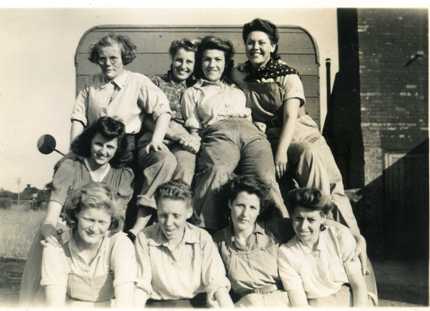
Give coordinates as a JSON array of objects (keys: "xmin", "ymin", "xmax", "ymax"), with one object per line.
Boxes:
[
  {"xmin": 135, "ymin": 222, "xmax": 231, "ymax": 301},
  {"xmin": 214, "ymin": 223, "xmax": 282, "ymax": 296},
  {"xmin": 181, "ymin": 79, "xmax": 251, "ymax": 130},
  {"xmin": 152, "ymin": 71, "xmax": 188, "ymax": 123},
  {"xmin": 72, "ymin": 70, "xmax": 171, "ymax": 134},
  {"xmin": 40, "ymin": 232, "xmax": 136, "ymax": 303},
  {"xmin": 278, "ymin": 223, "xmax": 358, "ymax": 299}
]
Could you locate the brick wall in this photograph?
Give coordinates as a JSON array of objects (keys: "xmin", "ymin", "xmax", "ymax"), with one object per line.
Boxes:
[{"xmin": 357, "ymin": 9, "xmax": 428, "ymax": 258}]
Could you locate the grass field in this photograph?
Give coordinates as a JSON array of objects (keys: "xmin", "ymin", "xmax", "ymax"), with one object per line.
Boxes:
[{"xmin": 0, "ymin": 205, "xmax": 44, "ymax": 259}]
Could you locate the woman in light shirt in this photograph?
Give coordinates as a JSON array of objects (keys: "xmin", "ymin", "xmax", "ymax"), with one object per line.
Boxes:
[
  {"xmin": 40, "ymin": 182, "xmax": 136, "ymax": 308},
  {"xmin": 278, "ymin": 188, "xmax": 378, "ymax": 307},
  {"xmin": 134, "ymin": 180, "xmax": 233, "ymax": 308},
  {"xmin": 181, "ymin": 35, "xmax": 288, "ymax": 233},
  {"xmin": 214, "ymin": 175, "xmax": 292, "ymax": 307}
]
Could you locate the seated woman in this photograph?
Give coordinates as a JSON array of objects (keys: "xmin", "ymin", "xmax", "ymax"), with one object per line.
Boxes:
[
  {"xmin": 142, "ymin": 38, "xmax": 200, "ymax": 185},
  {"xmin": 278, "ymin": 188, "xmax": 378, "ymax": 307},
  {"xmin": 70, "ymin": 33, "xmax": 175, "ymax": 233},
  {"xmin": 40, "ymin": 182, "xmax": 136, "ymax": 308},
  {"xmin": 19, "ymin": 116, "xmax": 134, "ymax": 305},
  {"xmin": 181, "ymin": 35, "xmax": 288, "ymax": 233},
  {"xmin": 232, "ymin": 18, "xmax": 365, "ymax": 254},
  {"xmin": 213, "ymin": 175, "xmax": 291, "ymax": 307},
  {"xmin": 134, "ymin": 180, "xmax": 234, "ymax": 308}
]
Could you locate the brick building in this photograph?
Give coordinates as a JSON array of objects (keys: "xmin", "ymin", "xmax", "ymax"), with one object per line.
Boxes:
[{"xmin": 324, "ymin": 8, "xmax": 428, "ymax": 259}]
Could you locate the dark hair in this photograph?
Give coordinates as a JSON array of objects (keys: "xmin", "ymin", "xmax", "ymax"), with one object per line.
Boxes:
[
  {"xmin": 286, "ymin": 188, "xmax": 334, "ymax": 215},
  {"xmin": 63, "ymin": 182, "xmax": 123, "ymax": 233},
  {"xmin": 224, "ymin": 175, "xmax": 279, "ymax": 223},
  {"xmin": 242, "ymin": 18, "xmax": 280, "ymax": 60},
  {"xmin": 194, "ymin": 36, "xmax": 235, "ymax": 83},
  {"xmin": 71, "ymin": 116, "xmax": 132, "ymax": 168},
  {"xmin": 168, "ymin": 38, "xmax": 198, "ymax": 58},
  {"xmin": 89, "ymin": 33, "xmax": 137, "ymax": 66},
  {"xmin": 155, "ymin": 180, "xmax": 193, "ymax": 208}
]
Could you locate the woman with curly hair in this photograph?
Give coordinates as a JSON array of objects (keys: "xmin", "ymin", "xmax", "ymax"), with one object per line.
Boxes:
[
  {"xmin": 181, "ymin": 36, "xmax": 288, "ymax": 233},
  {"xmin": 71, "ymin": 33, "xmax": 177, "ymax": 234},
  {"xmin": 41, "ymin": 182, "xmax": 136, "ymax": 307},
  {"xmin": 278, "ymin": 188, "xmax": 378, "ymax": 307},
  {"xmin": 142, "ymin": 38, "xmax": 200, "ymax": 186},
  {"xmin": 213, "ymin": 175, "xmax": 292, "ymax": 307},
  {"xmin": 19, "ymin": 116, "xmax": 134, "ymax": 305}
]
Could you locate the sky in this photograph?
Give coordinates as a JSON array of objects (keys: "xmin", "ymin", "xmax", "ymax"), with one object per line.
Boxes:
[{"xmin": 0, "ymin": 3, "xmax": 427, "ymax": 192}]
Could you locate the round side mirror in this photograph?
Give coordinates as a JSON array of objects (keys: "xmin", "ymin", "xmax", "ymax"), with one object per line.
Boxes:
[{"xmin": 37, "ymin": 134, "xmax": 57, "ymax": 154}]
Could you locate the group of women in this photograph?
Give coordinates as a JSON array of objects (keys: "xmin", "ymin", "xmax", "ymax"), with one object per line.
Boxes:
[{"xmin": 19, "ymin": 17, "xmax": 378, "ymax": 308}]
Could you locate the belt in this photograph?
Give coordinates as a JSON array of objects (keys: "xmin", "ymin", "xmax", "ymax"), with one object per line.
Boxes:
[{"xmin": 243, "ymin": 284, "xmax": 279, "ymax": 296}]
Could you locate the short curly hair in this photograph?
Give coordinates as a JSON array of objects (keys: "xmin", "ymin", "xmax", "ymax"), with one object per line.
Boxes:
[
  {"xmin": 168, "ymin": 38, "xmax": 199, "ymax": 58},
  {"xmin": 194, "ymin": 36, "xmax": 235, "ymax": 83},
  {"xmin": 71, "ymin": 116, "xmax": 132, "ymax": 168},
  {"xmin": 88, "ymin": 33, "xmax": 137, "ymax": 66},
  {"xmin": 286, "ymin": 188, "xmax": 334, "ymax": 215},
  {"xmin": 62, "ymin": 182, "xmax": 123, "ymax": 233},
  {"xmin": 154, "ymin": 180, "xmax": 193, "ymax": 208}
]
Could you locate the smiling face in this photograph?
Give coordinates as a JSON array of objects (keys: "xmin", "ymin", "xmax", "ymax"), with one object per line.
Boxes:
[
  {"xmin": 245, "ymin": 31, "xmax": 276, "ymax": 68},
  {"xmin": 292, "ymin": 207, "xmax": 325, "ymax": 246},
  {"xmin": 171, "ymin": 48, "xmax": 195, "ymax": 82},
  {"xmin": 201, "ymin": 49, "xmax": 226, "ymax": 82},
  {"xmin": 97, "ymin": 43, "xmax": 124, "ymax": 81},
  {"xmin": 157, "ymin": 198, "xmax": 192, "ymax": 242},
  {"xmin": 75, "ymin": 207, "xmax": 112, "ymax": 247},
  {"xmin": 230, "ymin": 191, "xmax": 261, "ymax": 233},
  {"xmin": 89, "ymin": 133, "xmax": 118, "ymax": 168}
]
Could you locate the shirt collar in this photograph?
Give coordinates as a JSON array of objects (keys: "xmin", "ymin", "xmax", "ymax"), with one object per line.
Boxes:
[
  {"xmin": 148, "ymin": 222, "xmax": 199, "ymax": 247},
  {"xmin": 68, "ymin": 233, "xmax": 108, "ymax": 264},
  {"xmin": 229, "ymin": 222, "xmax": 266, "ymax": 251},
  {"xmin": 98, "ymin": 70, "xmax": 128, "ymax": 89},
  {"xmin": 297, "ymin": 231, "xmax": 325, "ymax": 254},
  {"xmin": 194, "ymin": 78, "xmax": 226, "ymax": 88}
]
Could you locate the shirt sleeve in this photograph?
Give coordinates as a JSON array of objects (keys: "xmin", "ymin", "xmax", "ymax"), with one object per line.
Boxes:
[
  {"xmin": 134, "ymin": 232, "xmax": 153, "ymax": 296},
  {"xmin": 279, "ymin": 74, "xmax": 306, "ymax": 106},
  {"xmin": 40, "ymin": 244, "xmax": 69, "ymax": 287},
  {"xmin": 110, "ymin": 232, "xmax": 137, "ymax": 287},
  {"xmin": 278, "ymin": 244, "xmax": 305, "ymax": 292},
  {"xmin": 49, "ymin": 158, "xmax": 76, "ymax": 205},
  {"xmin": 71, "ymin": 86, "xmax": 89, "ymax": 126},
  {"xmin": 137, "ymin": 76, "xmax": 171, "ymax": 121},
  {"xmin": 200, "ymin": 231, "xmax": 231, "ymax": 300},
  {"xmin": 181, "ymin": 88, "xmax": 202, "ymax": 130},
  {"xmin": 336, "ymin": 225, "xmax": 358, "ymax": 263}
]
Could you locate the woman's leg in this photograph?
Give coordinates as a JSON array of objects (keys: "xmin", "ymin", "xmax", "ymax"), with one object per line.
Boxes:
[
  {"xmin": 171, "ymin": 146, "xmax": 196, "ymax": 186},
  {"xmin": 193, "ymin": 126, "xmax": 240, "ymax": 231},
  {"xmin": 132, "ymin": 136, "xmax": 177, "ymax": 231},
  {"xmin": 238, "ymin": 121, "xmax": 289, "ymax": 218}
]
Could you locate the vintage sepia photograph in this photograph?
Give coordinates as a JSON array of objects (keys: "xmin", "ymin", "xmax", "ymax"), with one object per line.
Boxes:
[{"xmin": 0, "ymin": 5, "xmax": 428, "ymax": 308}]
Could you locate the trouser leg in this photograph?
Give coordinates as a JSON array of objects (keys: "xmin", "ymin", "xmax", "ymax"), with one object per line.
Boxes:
[
  {"xmin": 312, "ymin": 137, "xmax": 361, "ymax": 235},
  {"xmin": 171, "ymin": 146, "xmax": 197, "ymax": 186},
  {"xmin": 238, "ymin": 124, "xmax": 289, "ymax": 218},
  {"xmin": 136, "ymin": 145, "xmax": 177, "ymax": 209},
  {"xmin": 193, "ymin": 128, "xmax": 240, "ymax": 231}
]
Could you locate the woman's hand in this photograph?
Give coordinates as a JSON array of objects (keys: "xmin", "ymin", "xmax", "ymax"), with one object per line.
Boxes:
[
  {"xmin": 275, "ymin": 148, "xmax": 288, "ymax": 178},
  {"xmin": 178, "ymin": 134, "xmax": 201, "ymax": 154},
  {"xmin": 354, "ymin": 233, "xmax": 369, "ymax": 275},
  {"xmin": 40, "ymin": 223, "xmax": 61, "ymax": 248},
  {"xmin": 145, "ymin": 138, "xmax": 168, "ymax": 153}
]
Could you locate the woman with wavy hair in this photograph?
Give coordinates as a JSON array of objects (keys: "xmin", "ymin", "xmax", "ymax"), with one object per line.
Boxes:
[
  {"xmin": 71, "ymin": 33, "xmax": 176, "ymax": 235},
  {"xmin": 278, "ymin": 188, "xmax": 378, "ymax": 307},
  {"xmin": 41, "ymin": 182, "xmax": 136, "ymax": 307},
  {"xmin": 182, "ymin": 36, "xmax": 288, "ymax": 233}
]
